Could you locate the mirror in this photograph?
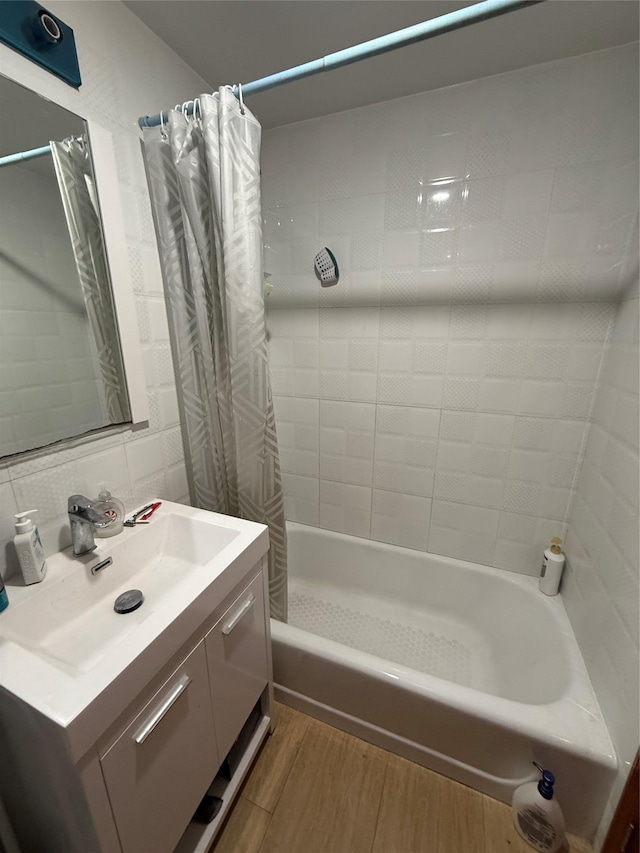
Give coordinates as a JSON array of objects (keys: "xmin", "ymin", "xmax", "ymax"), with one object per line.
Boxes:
[{"xmin": 0, "ymin": 76, "xmax": 133, "ymax": 458}]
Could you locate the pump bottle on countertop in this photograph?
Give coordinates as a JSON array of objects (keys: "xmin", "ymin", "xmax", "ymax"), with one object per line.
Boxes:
[{"xmin": 14, "ymin": 509, "xmax": 47, "ymax": 585}]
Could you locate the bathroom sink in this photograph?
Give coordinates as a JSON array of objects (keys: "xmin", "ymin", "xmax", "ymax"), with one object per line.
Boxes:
[{"xmin": 1, "ymin": 510, "xmax": 240, "ymax": 673}]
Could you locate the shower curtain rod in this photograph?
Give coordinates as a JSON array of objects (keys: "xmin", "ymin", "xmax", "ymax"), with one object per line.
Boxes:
[
  {"xmin": 0, "ymin": 144, "xmax": 52, "ymax": 168},
  {"xmin": 0, "ymin": 135, "xmax": 85, "ymax": 169},
  {"xmin": 138, "ymin": 0, "xmax": 544, "ymax": 129}
]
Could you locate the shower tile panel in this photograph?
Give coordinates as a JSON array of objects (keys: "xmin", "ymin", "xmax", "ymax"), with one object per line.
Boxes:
[
  {"xmin": 462, "ymin": 176, "xmax": 506, "ymax": 223},
  {"xmin": 564, "ymin": 303, "xmax": 639, "ymax": 847},
  {"xmin": 281, "ymin": 473, "xmax": 319, "ymax": 527},
  {"xmin": 466, "ymin": 129, "xmax": 511, "ymax": 179},
  {"xmin": 501, "ymin": 481, "xmax": 572, "ymax": 521},
  {"xmin": 377, "ymin": 374, "xmax": 444, "ymax": 409},
  {"xmin": 494, "ymin": 512, "xmax": 568, "ymax": 575},
  {"xmin": 319, "ymin": 480, "xmax": 372, "ymax": 538},
  {"xmin": 456, "ymin": 222, "xmax": 501, "ymax": 263},
  {"xmin": 428, "ymin": 523, "xmax": 497, "ymax": 567},
  {"xmin": 373, "ymin": 406, "xmax": 438, "ymax": 498},
  {"xmin": 433, "ymin": 471, "xmax": 504, "ymax": 510},
  {"xmin": 518, "ymin": 381, "xmax": 566, "ymax": 418},
  {"xmin": 383, "ymin": 232, "xmax": 420, "ymax": 268},
  {"xmin": 428, "ymin": 501, "xmax": 500, "ymax": 562},
  {"xmin": 370, "ymin": 490, "xmax": 431, "ymax": 551},
  {"xmin": 503, "ymin": 170, "xmax": 555, "ymax": 215},
  {"xmin": 351, "ymin": 233, "xmax": 384, "ymax": 271},
  {"xmin": 318, "ymin": 160, "xmax": 353, "ymax": 202},
  {"xmin": 263, "ymin": 42, "xmax": 637, "ymax": 601},
  {"xmin": 478, "ymin": 379, "xmax": 522, "ymax": 413}
]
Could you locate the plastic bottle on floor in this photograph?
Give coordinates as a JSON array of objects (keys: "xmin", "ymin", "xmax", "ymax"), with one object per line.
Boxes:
[{"xmin": 511, "ymin": 762, "xmax": 566, "ymax": 852}]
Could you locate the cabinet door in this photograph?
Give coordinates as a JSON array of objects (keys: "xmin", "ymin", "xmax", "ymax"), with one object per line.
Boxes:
[
  {"xmin": 205, "ymin": 572, "xmax": 269, "ymax": 761},
  {"xmin": 100, "ymin": 642, "xmax": 217, "ymax": 853}
]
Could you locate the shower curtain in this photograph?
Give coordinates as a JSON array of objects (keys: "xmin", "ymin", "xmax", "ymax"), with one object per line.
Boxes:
[
  {"xmin": 142, "ymin": 89, "xmax": 287, "ymax": 621},
  {"xmin": 51, "ymin": 136, "xmax": 128, "ymax": 423}
]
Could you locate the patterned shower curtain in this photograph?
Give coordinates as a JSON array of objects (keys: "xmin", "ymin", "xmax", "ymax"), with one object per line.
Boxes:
[
  {"xmin": 142, "ymin": 89, "xmax": 287, "ymax": 621},
  {"xmin": 51, "ymin": 136, "xmax": 128, "ymax": 423}
]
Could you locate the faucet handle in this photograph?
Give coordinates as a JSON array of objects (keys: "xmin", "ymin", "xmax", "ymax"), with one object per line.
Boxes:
[
  {"xmin": 68, "ymin": 494, "xmax": 111, "ymax": 527},
  {"xmin": 68, "ymin": 494, "xmax": 92, "ymax": 514}
]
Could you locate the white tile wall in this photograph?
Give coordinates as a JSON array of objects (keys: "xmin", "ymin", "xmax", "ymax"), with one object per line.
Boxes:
[
  {"xmin": 264, "ymin": 43, "xmax": 638, "ymax": 579},
  {"xmin": 0, "ymin": 0, "xmax": 211, "ymax": 579},
  {"xmin": 264, "ymin": 43, "xmax": 639, "ymax": 845},
  {"xmin": 563, "ymin": 294, "xmax": 639, "ymax": 847}
]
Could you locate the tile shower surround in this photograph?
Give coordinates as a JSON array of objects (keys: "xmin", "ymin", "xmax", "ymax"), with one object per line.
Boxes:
[
  {"xmin": 563, "ymin": 291, "xmax": 639, "ymax": 846},
  {"xmin": 0, "ymin": 0, "xmax": 212, "ymax": 579},
  {"xmin": 262, "ymin": 42, "xmax": 639, "ymax": 846},
  {"xmin": 262, "ymin": 42, "xmax": 639, "ymax": 578}
]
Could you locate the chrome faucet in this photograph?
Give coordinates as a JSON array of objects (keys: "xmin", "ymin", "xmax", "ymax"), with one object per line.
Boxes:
[{"xmin": 68, "ymin": 495, "xmax": 112, "ymax": 557}]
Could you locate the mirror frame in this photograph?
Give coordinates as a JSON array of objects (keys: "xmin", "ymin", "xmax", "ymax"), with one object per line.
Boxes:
[{"xmin": 0, "ymin": 77, "xmax": 149, "ymax": 445}]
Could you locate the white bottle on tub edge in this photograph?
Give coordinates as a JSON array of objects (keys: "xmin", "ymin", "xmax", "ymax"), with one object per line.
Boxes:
[
  {"xmin": 539, "ymin": 538, "xmax": 565, "ymax": 596},
  {"xmin": 512, "ymin": 763, "xmax": 566, "ymax": 852}
]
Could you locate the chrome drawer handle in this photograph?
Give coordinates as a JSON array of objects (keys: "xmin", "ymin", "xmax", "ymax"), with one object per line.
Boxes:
[
  {"xmin": 134, "ymin": 675, "xmax": 192, "ymax": 745},
  {"xmin": 222, "ymin": 594, "xmax": 255, "ymax": 635}
]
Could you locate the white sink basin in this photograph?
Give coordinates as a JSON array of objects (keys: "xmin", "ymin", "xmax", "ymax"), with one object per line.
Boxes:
[{"xmin": 1, "ymin": 510, "xmax": 239, "ymax": 673}]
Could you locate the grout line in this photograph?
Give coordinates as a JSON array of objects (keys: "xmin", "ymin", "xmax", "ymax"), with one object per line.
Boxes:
[{"xmin": 561, "ymin": 305, "xmax": 616, "ymax": 532}]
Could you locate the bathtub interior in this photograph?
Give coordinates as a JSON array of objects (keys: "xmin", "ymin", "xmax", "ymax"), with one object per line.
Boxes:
[{"xmin": 285, "ymin": 522, "xmax": 569, "ymax": 705}]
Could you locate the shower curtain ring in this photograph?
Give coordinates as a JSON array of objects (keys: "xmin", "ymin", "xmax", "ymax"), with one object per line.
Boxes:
[
  {"xmin": 237, "ymin": 83, "xmax": 245, "ymax": 115},
  {"xmin": 193, "ymin": 98, "xmax": 201, "ymax": 120}
]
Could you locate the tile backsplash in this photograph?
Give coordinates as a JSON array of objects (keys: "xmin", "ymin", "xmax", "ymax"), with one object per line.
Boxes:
[
  {"xmin": 264, "ymin": 41, "xmax": 638, "ymax": 577},
  {"xmin": 0, "ymin": 0, "xmax": 211, "ymax": 578}
]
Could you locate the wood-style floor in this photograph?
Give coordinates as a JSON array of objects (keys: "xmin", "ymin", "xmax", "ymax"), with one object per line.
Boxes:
[{"xmin": 211, "ymin": 703, "xmax": 592, "ymax": 853}]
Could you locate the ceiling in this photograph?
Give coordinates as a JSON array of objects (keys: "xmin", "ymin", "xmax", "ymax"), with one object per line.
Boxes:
[{"xmin": 126, "ymin": 0, "xmax": 639, "ymax": 129}]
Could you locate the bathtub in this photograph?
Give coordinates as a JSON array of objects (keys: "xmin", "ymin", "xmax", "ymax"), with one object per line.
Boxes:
[{"xmin": 271, "ymin": 522, "xmax": 616, "ymax": 838}]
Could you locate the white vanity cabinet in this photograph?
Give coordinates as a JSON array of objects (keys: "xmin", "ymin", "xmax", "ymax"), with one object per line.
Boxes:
[
  {"xmin": 99, "ymin": 641, "xmax": 218, "ymax": 853},
  {"xmin": 205, "ymin": 571, "xmax": 269, "ymax": 762},
  {"xmin": 94, "ymin": 565, "xmax": 271, "ymax": 853},
  {"xmin": 0, "ymin": 504, "xmax": 273, "ymax": 853}
]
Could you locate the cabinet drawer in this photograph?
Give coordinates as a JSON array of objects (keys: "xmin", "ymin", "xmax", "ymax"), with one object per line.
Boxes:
[
  {"xmin": 100, "ymin": 642, "xmax": 217, "ymax": 853},
  {"xmin": 205, "ymin": 572, "xmax": 269, "ymax": 761}
]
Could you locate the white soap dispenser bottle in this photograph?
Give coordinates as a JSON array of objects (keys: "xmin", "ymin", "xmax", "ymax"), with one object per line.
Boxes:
[
  {"xmin": 512, "ymin": 762, "xmax": 566, "ymax": 852},
  {"xmin": 539, "ymin": 537, "xmax": 565, "ymax": 596},
  {"xmin": 14, "ymin": 510, "xmax": 47, "ymax": 585}
]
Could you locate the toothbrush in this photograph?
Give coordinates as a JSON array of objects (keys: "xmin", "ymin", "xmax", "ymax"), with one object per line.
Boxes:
[
  {"xmin": 140, "ymin": 501, "xmax": 162, "ymax": 521},
  {"xmin": 124, "ymin": 502, "xmax": 155, "ymax": 527}
]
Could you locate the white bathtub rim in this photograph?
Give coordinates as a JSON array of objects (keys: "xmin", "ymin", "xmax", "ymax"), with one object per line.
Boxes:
[{"xmin": 271, "ymin": 617, "xmax": 616, "ymax": 770}]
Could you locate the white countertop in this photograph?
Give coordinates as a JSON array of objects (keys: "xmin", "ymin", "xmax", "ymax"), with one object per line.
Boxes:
[{"xmin": 0, "ymin": 501, "xmax": 269, "ymax": 761}]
